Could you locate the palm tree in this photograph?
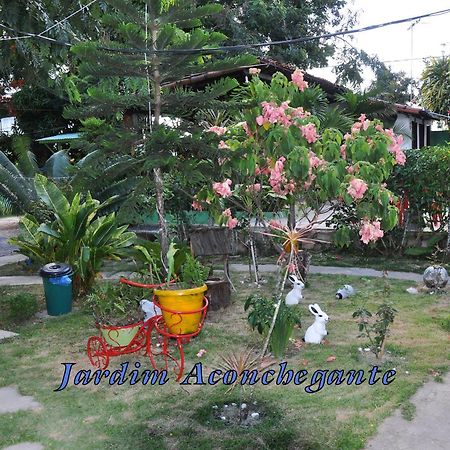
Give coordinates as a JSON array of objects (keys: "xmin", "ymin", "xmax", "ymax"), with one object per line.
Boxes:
[{"xmin": 421, "ymin": 57, "xmax": 450, "ymax": 120}]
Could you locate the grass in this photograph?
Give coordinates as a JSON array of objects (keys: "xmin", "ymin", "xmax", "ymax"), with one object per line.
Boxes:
[{"xmin": 0, "ymin": 274, "xmax": 449, "ymax": 449}]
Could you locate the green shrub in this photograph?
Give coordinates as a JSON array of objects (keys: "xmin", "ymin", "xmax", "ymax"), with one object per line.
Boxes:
[
  {"xmin": 244, "ymin": 293, "xmax": 301, "ymax": 358},
  {"xmin": 8, "ymin": 293, "xmax": 39, "ymax": 322},
  {"xmin": 10, "ymin": 174, "xmax": 136, "ymax": 296}
]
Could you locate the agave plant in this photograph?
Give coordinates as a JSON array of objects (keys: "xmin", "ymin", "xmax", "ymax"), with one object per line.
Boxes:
[{"xmin": 10, "ymin": 174, "xmax": 136, "ymax": 295}]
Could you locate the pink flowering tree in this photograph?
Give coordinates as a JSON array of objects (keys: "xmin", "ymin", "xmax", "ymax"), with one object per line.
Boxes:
[
  {"xmin": 194, "ymin": 69, "xmax": 405, "ymax": 356},
  {"xmin": 195, "ymin": 70, "xmax": 403, "ymax": 251}
]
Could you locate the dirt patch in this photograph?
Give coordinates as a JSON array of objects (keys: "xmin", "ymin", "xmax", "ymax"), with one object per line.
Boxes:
[{"xmin": 212, "ymin": 401, "xmax": 264, "ymax": 427}]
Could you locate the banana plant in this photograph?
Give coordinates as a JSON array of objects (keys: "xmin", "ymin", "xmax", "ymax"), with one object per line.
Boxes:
[{"xmin": 11, "ymin": 174, "xmax": 136, "ymax": 295}]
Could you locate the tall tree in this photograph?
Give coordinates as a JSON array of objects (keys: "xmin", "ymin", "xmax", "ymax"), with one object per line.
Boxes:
[
  {"xmin": 197, "ymin": 0, "xmax": 349, "ymax": 69},
  {"xmin": 421, "ymin": 56, "xmax": 450, "ymax": 118},
  {"xmin": 66, "ymin": 0, "xmax": 255, "ymax": 256}
]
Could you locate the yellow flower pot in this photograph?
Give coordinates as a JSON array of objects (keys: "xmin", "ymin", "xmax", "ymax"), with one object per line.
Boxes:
[{"xmin": 153, "ymin": 284, "xmax": 207, "ymax": 335}]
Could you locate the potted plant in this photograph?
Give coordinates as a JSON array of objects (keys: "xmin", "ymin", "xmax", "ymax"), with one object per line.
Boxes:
[
  {"xmin": 153, "ymin": 244, "xmax": 210, "ymax": 335},
  {"xmin": 86, "ymin": 283, "xmax": 144, "ymax": 347}
]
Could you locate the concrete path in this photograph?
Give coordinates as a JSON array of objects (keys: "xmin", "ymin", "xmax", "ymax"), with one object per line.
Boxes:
[
  {"xmin": 3, "ymin": 443, "xmax": 44, "ymax": 450},
  {"xmin": 0, "ymin": 386, "xmax": 41, "ymax": 414},
  {"xmin": 0, "ymin": 265, "xmax": 423, "ymax": 286},
  {"xmin": 0, "ymin": 217, "xmax": 20, "ymax": 257},
  {"xmin": 229, "ymin": 263, "xmax": 423, "ymax": 282},
  {"xmin": 0, "ymin": 330, "xmax": 18, "ymax": 341},
  {"xmin": 366, "ymin": 371, "xmax": 450, "ymax": 450}
]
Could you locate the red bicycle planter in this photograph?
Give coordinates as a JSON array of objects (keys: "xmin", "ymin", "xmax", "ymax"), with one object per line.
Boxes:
[
  {"xmin": 86, "ymin": 278, "xmax": 209, "ymax": 380},
  {"xmin": 86, "ymin": 278, "xmax": 167, "ymax": 370},
  {"xmin": 147, "ymin": 296, "xmax": 209, "ymax": 381}
]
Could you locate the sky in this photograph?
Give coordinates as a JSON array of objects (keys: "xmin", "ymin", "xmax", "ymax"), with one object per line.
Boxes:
[{"xmin": 308, "ymin": 0, "xmax": 450, "ymax": 90}]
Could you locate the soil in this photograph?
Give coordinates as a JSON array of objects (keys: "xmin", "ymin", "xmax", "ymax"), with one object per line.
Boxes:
[{"xmin": 212, "ymin": 402, "xmax": 264, "ymax": 427}]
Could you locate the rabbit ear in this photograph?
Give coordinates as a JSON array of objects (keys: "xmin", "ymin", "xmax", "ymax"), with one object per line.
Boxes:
[
  {"xmin": 309, "ymin": 304, "xmax": 319, "ymax": 315},
  {"xmin": 314, "ymin": 303, "xmax": 323, "ymax": 313},
  {"xmin": 288, "ymin": 275, "xmax": 298, "ymax": 284}
]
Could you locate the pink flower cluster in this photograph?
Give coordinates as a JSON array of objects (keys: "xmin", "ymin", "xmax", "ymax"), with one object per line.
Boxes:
[
  {"xmin": 192, "ymin": 200, "xmax": 203, "ymax": 211},
  {"xmin": 256, "ymin": 101, "xmax": 292, "ymax": 127},
  {"xmin": 291, "ymin": 69, "xmax": 308, "ymax": 91},
  {"xmin": 249, "ymin": 67, "xmax": 261, "ymax": 75},
  {"xmin": 207, "ymin": 125, "xmax": 227, "ymax": 136},
  {"xmin": 359, "ymin": 219, "xmax": 384, "ymax": 244},
  {"xmin": 223, "ymin": 208, "xmax": 238, "ymax": 229},
  {"xmin": 213, "ymin": 179, "xmax": 232, "ymax": 197},
  {"xmin": 246, "ymin": 183, "xmax": 261, "ymax": 193},
  {"xmin": 301, "ymin": 123, "xmax": 318, "ymax": 143},
  {"xmin": 351, "ymin": 114, "xmax": 371, "ymax": 133},
  {"xmin": 268, "ymin": 157, "xmax": 295, "ymax": 195},
  {"xmin": 383, "ymin": 128, "xmax": 406, "ymax": 165},
  {"xmin": 347, "ymin": 178, "xmax": 368, "ymax": 200},
  {"xmin": 218, "ymin": 140, "xmax": 229, "ymax": 149}
]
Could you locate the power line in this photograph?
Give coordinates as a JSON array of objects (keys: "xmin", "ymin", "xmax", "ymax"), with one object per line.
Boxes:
[
  {"xmin": 37, "ymin": 0, "xmax": 97, "ymax": 37},
  {"xmin": 1, "ymin": 7, "xmax": 449, "ymax": 56}
]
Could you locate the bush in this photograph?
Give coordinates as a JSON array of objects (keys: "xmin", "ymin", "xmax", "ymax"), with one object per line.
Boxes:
[{"xmin": 7, "ymin": 293, "xmax": 39, "ymax": 322}]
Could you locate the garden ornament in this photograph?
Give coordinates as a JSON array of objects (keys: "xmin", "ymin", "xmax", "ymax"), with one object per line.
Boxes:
[
  {"xmin": 423, "ymin": 266, "xmax": 448, "ymax": 290},
  {"xmin": 285, "ymin": 275, "xmax": 304, "ymax": 306},
  {"xmin": 304, "ymin": 303, "xmax": 329, "ymax": 344},
  {"xmin": 140, "ymin": 299, "xmax": 161, "ymax": 321},
  {"xmin": 335, "ymin": 285, "xmax": 355, "ymax": 299}
]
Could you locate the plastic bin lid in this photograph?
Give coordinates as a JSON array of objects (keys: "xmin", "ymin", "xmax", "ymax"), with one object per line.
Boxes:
[{"xmin": 40, "ymin": 262, "xmax": 73, "ymax": 278}]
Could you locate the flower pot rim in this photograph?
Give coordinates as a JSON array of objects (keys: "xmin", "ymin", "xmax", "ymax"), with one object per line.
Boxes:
[
  {"xmin": 153, "ymin": 284, "xmax": 207, "ymax": 297},
  {"xmin": 96, "ymin": 320, "xmax": 144, "ymax": 331}
]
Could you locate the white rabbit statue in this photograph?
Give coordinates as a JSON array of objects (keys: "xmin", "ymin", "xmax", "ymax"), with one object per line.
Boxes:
[
  {"xmin": 285, "ymin": 274, "xmax": 305, "ymax": 306},
  {"xmin": 140, "ymin": 299, "xmax": 161, "ymax": 322},
  {"xmin": 304, "ymin": 303, "xmax": 329, "ymax": 344}
]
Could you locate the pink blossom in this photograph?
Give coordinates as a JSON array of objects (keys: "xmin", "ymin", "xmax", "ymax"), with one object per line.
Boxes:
[
  {"xmin": 388, "ymin": 133, "xmax": 406, "ymax": 165},
  {"xmin": 223, "ymin": 208, "xmax": 232, "ymax": 217},
  {"xmin": 269, "ymin": 219, "xmax": 283, "ymax": 230},
  {"xmin": 213, "ymin": 179, "xmax": 232, "ymax": 197},
  {"xmin": 347, "ymin": 178, "xmax": 368, "ymax": 200},
  {"xmin": 218, "ymin": 140, "xmax": 229, "ymax": 149},
  {"xmin": 246, "ymin": 183, "xmax": 261, "ymax": 193},
  {"xmin": 291, "ymin": 106, "xmax": 309, "ymax": 119},
  {"xmin": 269, "ymin": 156, "xmax": 292, "ymax": 195},
  {"xmin": 249, "ymin": 67, "xmax": 261, "ymax": 75},
  {"xmin": 301, "ymin": 123, "xmax": 318, "ymax": 143},
  {"xmin": 340, "ymin": 144, "xmax": 347, "ymax": 159},
  {"xmin": 258, "ymin": 101, "xmax": 292, "ymax": 127},
  {"xmin": 288, "ymin": 263, "xmax": 296, "ymax": 274},
  {"xmin": 196, "ymin": 349, "xmax": 207, "ymax": 358},
  {"xmin": 192, "ymin": 200, "xmax": 203, "ymax": 211},
  {"xmin": 351, "ymin": 122, "xmax": 362, "ymax": 133},
  {"xmin": 344, "ymin": 133, "xmax": 352, "ymax": 141},
  {"xmin": 362, "ymin": 120, "xmax": 370, "ymax": 131},
  {"xmin": 227, "ymin": 217, "xmax": 238, "ymax": 229},
  {"xmin": 358, "ymin": 114, "xmax": 367, "ymax": 122},
  {"xmin": 242, "ymin": 121, "xmax": 252, "ymax": 137},
  {"xmin": 308, "ymin": 151, "xmax": 326, "ymax": 169},
  {"xmin": 218, "ymin": 157, "xmax": 229, "ymax": 166},
  {"xmin": 359, "ymin": 219, "xmax": 384, "ymax": 244},
  {"xmin": 207, "ymin": 126, "xmax": 227, "ymax": 136},
  {"xmin": 375, "ymin": 124, "xmax": 384, "ymax": 132},
  {"xmin": 346, "ymin": 165, "xmax": 355, "ymax": 174},
  {"xmin": 291, "ymin": 69, "xmax": 308, "ymax": 91}
]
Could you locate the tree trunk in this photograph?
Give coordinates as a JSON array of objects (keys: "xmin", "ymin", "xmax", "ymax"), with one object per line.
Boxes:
[{"xmin": 150, "ymin": 24, "xmax": 169, "ymax": 262}]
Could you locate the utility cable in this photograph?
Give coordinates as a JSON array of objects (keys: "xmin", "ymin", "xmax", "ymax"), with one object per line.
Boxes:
[{"xmin": 1, "ymin": 8, "xmax": 449, "ymax": 55}]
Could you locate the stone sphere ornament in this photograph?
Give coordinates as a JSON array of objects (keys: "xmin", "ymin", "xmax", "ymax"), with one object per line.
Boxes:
[{"xmin": 423, "ymin": 266, "xmax": 449, "ymax": 290}]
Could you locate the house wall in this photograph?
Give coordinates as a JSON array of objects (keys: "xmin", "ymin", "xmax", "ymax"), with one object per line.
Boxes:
[
  {"xmin": 394, "ymin": 113, "xmax": 412, "ymax": 149},
  {"xmin": 394, "ymin": 113, "xmax": 433, "ymax": 149}
]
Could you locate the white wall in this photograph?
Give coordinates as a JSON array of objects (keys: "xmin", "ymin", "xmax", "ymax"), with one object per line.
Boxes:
[
  {"xmin": 0, "ymin": 117, "xmax": 16, "ymax": 135},
  {"xmin": 393, "ymin": 113, "xmax": 412, "ymax": 149}
]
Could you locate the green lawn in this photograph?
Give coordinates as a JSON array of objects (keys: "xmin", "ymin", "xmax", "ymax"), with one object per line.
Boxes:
[{"xmin": 0, "ymin": 275, "xmax": 449, "ymax": 449}]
